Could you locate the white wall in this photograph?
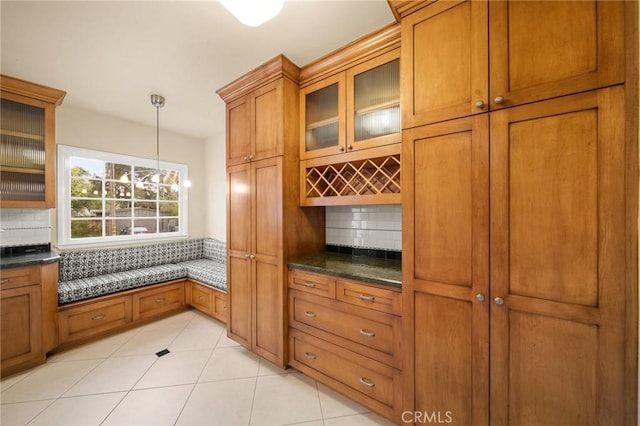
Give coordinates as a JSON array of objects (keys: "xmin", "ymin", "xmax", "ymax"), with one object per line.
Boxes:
[
  {"xmin": 204, "ymin": 132, "xmax": 226, "ymax": 241},
  {"xmin": 52, "ymin": 104, "xmax": 207, "ymax": 246}
]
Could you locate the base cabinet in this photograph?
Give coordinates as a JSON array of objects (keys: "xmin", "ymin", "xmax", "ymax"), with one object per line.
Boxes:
[{"xmin": 188, "ymin": 281, "xmax": 227, "ymax": 323}]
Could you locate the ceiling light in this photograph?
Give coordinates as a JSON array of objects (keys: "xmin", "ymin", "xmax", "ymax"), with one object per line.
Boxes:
[
  {"xmin": 220, "ymin": 0, "xmax": 284, "ymax": 27},
  {"xmin": 150, "ymin": 94, "xmax": 165, "ymax": 184}
]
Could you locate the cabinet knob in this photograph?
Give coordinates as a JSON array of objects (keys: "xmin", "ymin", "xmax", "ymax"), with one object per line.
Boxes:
[
  {"xmin": 494, "ymin": 96, "xmax": 505, "ymax": 105},
  {"xmin": 338, "ymin": 146, "xmax": 345, "ymax": 152},
  {"xmin": 474, "ymin": 100, "xmax": 485, "ymax": 109},
  {"xmin": 359, "ymin": 377, "xmax": 375, "ymax": 387},
  {"xmin": 198, "ymin": 295, "xmax": 204, "ymax": 300},
  {"xmin": 347, "ymin": 144, "xmax": 353, "ymax": 150},
  {"xmin": 243, "ymin": 156, "xmax": 249, "ymax": 161},
  {"xmin": 249, "ymin": 254, "xmax": 256, "ymax": 260},
  {"xmin": 494, "ymin": 297, "xmax": 505, "ymax": 305},
  {"xmin": 475, "ymin": 293, "xmax": 485, "ymax": 302},
  {"xmin": 248, "ymin": 155, "xmax": 254, "ymax": 160},
  {"xmin": 244, "ymin": 253, "xmax": 251, "ymax": 259}
]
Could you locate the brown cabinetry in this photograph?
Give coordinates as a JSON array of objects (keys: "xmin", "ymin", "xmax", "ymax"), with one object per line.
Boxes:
[
  {"xmin": 288, "ymin": 269, "xmax": 403, "ymax": 422},
  {"xmin": 400, "ymin": 0, "xmax": 624, "ymax": 129},
  {"xmin": 401, "ymin": 1, "xmax": 636, "ymax": 423},
  {"xmin": 188, "ymin": 281, "xmax": 227, "ymax": 323},
  {"xmin": 0, "ymin": 75, "xmax": 65, "ymax": 208},
  {"xmin": 1, "ymin": 263, "xmax": 59, "ymax": 377},
  {"xmin": 218, "ymin": 56, "xmax": 324, "ymax": 367}
]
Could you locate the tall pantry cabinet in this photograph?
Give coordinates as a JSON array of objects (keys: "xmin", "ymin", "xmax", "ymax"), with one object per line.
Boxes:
[
  {"xmin": 397, "ymin": 1, "xmax": 638, "ymax": 425},
  {"xmin": 217, "ymin": 56, "xmax": 324, "ymax": 367}
]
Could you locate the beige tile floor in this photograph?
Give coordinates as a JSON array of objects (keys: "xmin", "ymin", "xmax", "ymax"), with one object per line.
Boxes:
[{"xmin": 0, "ymin": 310, "xmax": 396, "ymax": 426}]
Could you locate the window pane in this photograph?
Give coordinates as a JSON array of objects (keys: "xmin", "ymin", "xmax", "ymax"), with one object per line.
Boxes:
[
  {"xmin": 105, "ymin": 163, "xmax": 132, "ymax": 181},
  {"xmin": 160, "ymin": 218, "xmax": 179, "ymax": 233},
  {"xmin": 71, "ymin": 219, "xmax": 102, "ymax": 238},
  {"xmin": 134, "ymin": 219, "xmax": 156, "ymax": 233},
  {"xmin": 106, "ymin": 181, "xmax": 131, "ymax": 199},
  {"xmin": 159, "ymin": 202, "xmax": 179, "ymax": 216},
  {"xmin": 106, "ymin": 219, "xmax": 135, "ymax": 236},
  {"xmin": 71, "ymin": 199, "xmax": 102, "ymax": 218},
  {"xmin": 134, "ymin": 201, "xmax": 157, "ymax": 217},
  {"xmin": 134, "ymin": 166, "xmax": 157, "ymax": 182},
  {"xmin": 134, "ymin": 183, "xmax": 158, "ymax": 200},
  {"xmin": 104, "ymin": 200, "xmax": 132, "ymax": 218},
  {"xmin": 159, "ymin": 185, "xmax": 179, "ymax": 201},
  {"xmin": 70, "ymin": 177, "xmax": 102, "ymax": 198},
  {"xmin": 70, "ymin": 158, "xmax": 104, "ymax": 179}
]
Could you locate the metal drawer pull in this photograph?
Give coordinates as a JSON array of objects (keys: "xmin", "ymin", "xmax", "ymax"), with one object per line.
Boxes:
[
  {"xmin": 303, "ymin": 311, "xmax": 316, "ymax": 318},
  {"xmin": 359, "ymin": 329, "xmax": 375, "ymax": 337},
  {"xmin": 304, "ymin": 352, "xmax": 316, "ymax": 360},
  {"xmin": 155, "ymin": 298, "xmax": 165, "ymax": 303},
  {"xmin": 359, "ymin": 377, "xmax": 375, "ymax": 387},
  {"xmin": 198, "ymin": 296, "xmax": 204, "ymax": 300},
  {"xmin": 92, "ymin": 315, "xmax": 105, "ymax": 321},
  {"xmin": 302, "ymin": 282, "xmax": 316, "ymax": 288},
  {"xmin": 0, "ymin": 278, "xmax": 11, "ymax": 284},
  {"xmin": 358, "ymin": 294, "xmax": 375, "ymax": 302}
]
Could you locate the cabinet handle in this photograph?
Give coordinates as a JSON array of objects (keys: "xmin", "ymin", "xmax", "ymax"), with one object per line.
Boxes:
[
  {"xmin": 249, "ymin": 155, "xmax": 254, "ymax": 160},
  {"xmin": 494, "ymin": 96, "xmax": 505, "ymax": 104},
  {"xmin": 249, "ymin": 254, "xmax": 255, "ymax": 260},
  {"xmin": 302, "ymin": 281, "xmax": 316, "ymax": 288},
  {"xmin": 494, "ymin": 297, "xmax": 505, "ymax": 305},
  {"xmin": 347, "ymin": 144, "xmax": 353, "ymax": 150},
  {"xmin": 244, "ymin": 253, "xmax": 251, "ymax": 259},
  {"xmin": 475, "ymin": 293, "xmax": 485, "ymax": 302},
  {"xmin": 304, "ymin": 352, "xmax": 316, "ymax": 360},
  {"xmin": 223, "ymin": 306, "xmax": 228, "ymax": 310},
  {"xmin": 359, "ymin": 329, "xmax": 375, "ymax": 337},
  {"xmin": 338, "ymin": 146, "xmax": 345, "ymax": 152},
  {"xmin": 155, "ymin": 298, "xmax": 165, "ymax": 303},
  {"xmin": 358, "ymin": 294, "xmax": 375, "ymax": 302},
  {"xmin": 304, "ymin": 311, "xmax": 316, "ymax": 318},
  {"xmin": 243, "ymin": 156, "xmax": 249, "ymax": 161},
  {"xmin": 92, "ymin": 315, "xmax": 105, "ymax": 321},
  {"xmin": 0, "ymin": 278, "xmax": 11, "ymax": 284},
  {"xmin": 359, "ymin": 377, "xmax": 375, "ymax": 387},
  {"xmin": 198, "ymin": 295, "xmax": 204, "ymax": 300},
  {"xmin": 474, "ymin": 100, "xmax": 485, "ymax": 109}
]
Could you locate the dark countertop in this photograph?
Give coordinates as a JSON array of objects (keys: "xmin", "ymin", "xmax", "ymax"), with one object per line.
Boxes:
[
  {"xmin": 1, "ymin": 252, "xmax": 60, "ymax": 270},
  {"xmin": 288, "ymin": 252, "xmax": 402, "ymax": 289}
]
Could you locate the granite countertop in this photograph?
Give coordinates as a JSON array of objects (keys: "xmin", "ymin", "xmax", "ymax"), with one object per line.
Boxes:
[
  {"xmin": 0, "ymin": 252, "xmax": 60, "ymax": 270},
  {"xmin": 288, "ymin": 252, "xmax": 402, "ymax": 289}
]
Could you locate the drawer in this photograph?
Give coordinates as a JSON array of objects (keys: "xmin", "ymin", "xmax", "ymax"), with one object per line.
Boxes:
[
  {"xmin": 337, "ymin": 280, "xmax": 402, "ymax": 316},
  {"xmin": 213, "ymin": 292, "xmax": 227, "ymax": 323},
  {"xmin": 133, "ymin": 282, "xmax": 185, "ymax": 321},
  {"xmin": 1, "ymin": 265, "xmax": 40, "ymax": 289},
  {"xmin": 291, "ymin": 293, "xmax": 395, "ymax": 355},
  {"xmin": 290, "ymin": 329, "xmax": 395, "ymax": 407},
  {"xmin": 288, "ymin": 270, "xmax": 336, "ymax": 299},
  {"xmin": 190, "ymin": 282, "xmax": 213, "ymax": 313},
  {"xmin": 59, "ymin": 296, "xmax": 132, "ymax": 343}
]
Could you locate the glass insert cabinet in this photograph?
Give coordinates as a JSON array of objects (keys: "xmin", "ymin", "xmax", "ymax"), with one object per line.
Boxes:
[
  {"xmin": 300, "ymin": 49, "xmax": 400, "ymax": 160},
  {"xmin": 0, "ymin": 75, "xmax": 65, "ymax": 208}
]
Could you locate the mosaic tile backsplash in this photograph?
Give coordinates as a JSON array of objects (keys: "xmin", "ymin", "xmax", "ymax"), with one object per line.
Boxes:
[
  {"xmin": 325, "ymin": 204, "xmax": 401, "ymax": 251},
  {"xmin": 0, "ymin": 208, "xmax": 51, "ymax": 247}
]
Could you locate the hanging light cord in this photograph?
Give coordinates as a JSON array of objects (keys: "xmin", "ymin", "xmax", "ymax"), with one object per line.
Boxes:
[{"xmin": 156, "ymin": 103, "xmax": 160, "ymax": 178}]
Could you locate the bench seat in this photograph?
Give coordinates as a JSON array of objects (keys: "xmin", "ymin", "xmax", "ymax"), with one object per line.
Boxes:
[{"xmin": 178, "ymin": 259, "xmax": 226, "ymax": 292}]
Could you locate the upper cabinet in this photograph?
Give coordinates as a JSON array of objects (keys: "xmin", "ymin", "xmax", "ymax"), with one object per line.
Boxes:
[
  {"xmin": 300, "ymin": 49, "xmax": 400, "ymax": 160},
  {"xmin": 0, "ymin": 75, "xmax": 65, "ymax": 208},
  {"xmin": 401, "ymin": 0, "xmax": 625, "ymax": 129}
]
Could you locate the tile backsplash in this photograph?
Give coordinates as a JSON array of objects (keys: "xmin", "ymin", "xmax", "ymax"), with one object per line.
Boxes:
[
  {"xmin": 325, "ymin": 204, "xmax": 401, "ymax": 251},
  {"xmin": 0, "ymin": 208, "xmax": 51, "ymax": 247}
]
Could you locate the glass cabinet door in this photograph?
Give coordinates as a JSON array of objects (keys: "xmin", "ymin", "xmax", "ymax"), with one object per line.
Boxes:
[
  {"xmin": 0, "ymin": 98, "xmax": 47, "ymax": 202},
  {"xmin": 300, "ymin": 73, "xmax": 346, "ymax": 159},
  {"xmin": 347, "ymin": 50, "xmax": 401, "ymax": 150}
]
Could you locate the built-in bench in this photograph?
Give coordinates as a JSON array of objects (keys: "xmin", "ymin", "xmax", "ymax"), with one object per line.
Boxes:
[{"xmin": 56, "ymin": 238, "xmax": 227, "ymax": 345}]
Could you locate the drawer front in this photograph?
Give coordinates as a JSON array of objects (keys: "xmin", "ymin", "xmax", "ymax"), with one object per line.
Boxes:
[
  {"xmin": 292, "ymin": 295, "xmax": 394, "ymax": 355},
  {"xmin": 291, "ymin": 330, "xmax": 394, "ymax": 407},
  {"xmin": 1, "ymin": 265, "xmax": 40, "ymax": 289},
  {"xmin": 59, "ymin": 296, "xmax": 132, "ymax": 343},
  {"xmin": 133, "ymin": 282, "xmax": 185, "ymax": 321},
  {"xmin": 213, "ymin": 292, "xmax": 227, "ymax": 322},
  {"xmin": 337, "ymin": 280, "xmax": 402, "ymax": 316},
  {"xmin": 288, "ymin": 270, "xmax": 336, "ymax": 299},
  {"xmin": 190, "ymin": 283, "xmax": 213, "ymax": 313}
]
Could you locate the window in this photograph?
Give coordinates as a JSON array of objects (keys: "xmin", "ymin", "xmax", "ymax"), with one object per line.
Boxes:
[{"xmin": 57, "ymin": 145, "xmax": 189, "ymax": 247}]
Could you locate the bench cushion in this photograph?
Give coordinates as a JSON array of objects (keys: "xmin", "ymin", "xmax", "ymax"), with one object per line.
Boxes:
[
  {"xmin": 58, "ymin": 264, "xmax": 187, "ymax": 305},
  {"xmin": 178, "ymin": 259, "xmax": 227, "ymax": 291}
]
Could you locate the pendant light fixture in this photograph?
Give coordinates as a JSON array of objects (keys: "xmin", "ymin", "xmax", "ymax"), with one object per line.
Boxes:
[
  {"xmin": 150, "ymin": 94, "xmax": 165, "ymax": 184},
  {"xmin": 220, "ymin": 0, "xmax": 284, "ymax": 27}
]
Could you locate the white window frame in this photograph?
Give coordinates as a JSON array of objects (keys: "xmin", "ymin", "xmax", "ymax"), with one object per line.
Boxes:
[{"xmin": 57, "ymin": 145, "xmax": 189, "ymax": 248}]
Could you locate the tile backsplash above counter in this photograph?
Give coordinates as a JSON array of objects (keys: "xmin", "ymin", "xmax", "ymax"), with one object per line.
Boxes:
[
  {"xmin": 325, "ymin": 204, "xmax": 401, "ymax": 252},
  {"xmin": 0, "ymin": 208, "xmax": 51, "ymax": 247}
]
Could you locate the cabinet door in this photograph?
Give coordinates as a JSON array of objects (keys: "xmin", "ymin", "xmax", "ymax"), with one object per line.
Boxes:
[
  {"xmin": 401, "ymin": 0, "xmax": 488, "ymax": 129},
  {"xmin": 346, "ymin": 49, "xmax": 401, "ymax": 151},
  {"xmin": 251, "ymin": 157, "xmax": 285, "ymax": 366},
  {"xmin": 489, "ymin": 87, "xmax": 626, "ymax": 425},
  {"xmin": 226, "ymin": 163, "xmax": 252, "ymax": 348},
  {"xmin": 300, "ymin": 73, "xmax": 346, "ymax": 159},
  {"xmin": 226, "ymin": 95, "xmax": 251, "ymax": 166},
  {"xmin": 1, "ymin": 285, "xmax": 42, "ymax": 373},
  {"xmin": 403, "ymin": 114, "xmax": 489, "ymax": 424},
  {"xmin": 252, "ymin": 80, "xmax": 283, "ymax": 162},
  {"xmin": 489, "ymin": 0, "xmax": 624, "ymax": 110}
]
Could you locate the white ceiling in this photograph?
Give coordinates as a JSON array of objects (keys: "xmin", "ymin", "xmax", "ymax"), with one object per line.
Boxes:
[{"xmin": 1, "ymin": 1, "xmax": 395, "ymax": 141}]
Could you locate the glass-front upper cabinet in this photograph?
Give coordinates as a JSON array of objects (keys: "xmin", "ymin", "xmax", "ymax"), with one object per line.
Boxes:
[
  {"xmin": 0, "ymin": 75, "xmax": 65, "ymax": 208},
  {"xmin": 300, "ymin": 49, "xmax": 400, "ymax": 160}
]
